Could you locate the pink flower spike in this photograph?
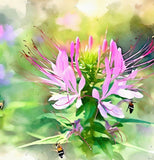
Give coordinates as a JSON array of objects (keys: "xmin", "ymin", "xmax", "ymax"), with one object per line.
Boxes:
[
  {"xmin": 0, "ymin": 25, "xmax": 4, "ymax": 38},
  {"xmin": 102, "ymin": 39, "xmax": 108, "ymax": 52},
  {"xmin": 70, "ymin": 41, "xmax": 75, "ymax": 70},
  {"xmin": 110, "ymin": 39, "xmax": 116, "ymax": 67},
  {"xmin": 75, "ymin": 37, "xmax": 82, "ymax": 77},
  {"xmin": 88, "ymin": 35, "xmax": 93, "ymax": 50}
]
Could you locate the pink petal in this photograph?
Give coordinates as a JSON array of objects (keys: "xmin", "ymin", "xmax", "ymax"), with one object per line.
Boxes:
[
  {"xmin": 98, "ymin": 103, "xmax": 108, "ymax": 118},
  {"xmin": 56, "ymin": 50, "xmax": 69, "ymax": 73},
  {"xmin": 0, "ymin": 25, "xmax": 4, "ymax": 38},
  {"xmin": 102, "ymin": 57, "xmax": 111, "ymax": 97},
  {"xmin": 63, "ymin": 66, "xmax": 77, "ymax": 92},
  {"xmin": 110, "ymin": 40, "xmax": 116, "ymax": 67},
  {"xmin": 51, "ymin": 95, "xmax": 76, "ymax": 109},
  {"xmin": 75, "ymin": 37, "xmax": 82, "ymax": 77},
  {"xmin": 105, "ymin": 80, "xmax": 118, "ymax": 97},
  {"xmin": 102, "ymin": 39, "xmax": 108, "ymax": 52},
  {"xmin": 112, "ymin": 67, "xmax": 121, "ymax": 80},
  {"xmin": 92, "ymin": 88, "xmax": 100, "ymax": 100},
  {"xmin": 88, "ymin": 35, "xmax": 93, "ymax": 50},
  {"xmin": 51, "ymin": 62, "xmax": 58, "ymax": 75},
  {"xmin": 78, "ymin": 75, "xmax": 85, "ymax": 93},
  {"xmin": 123, "ymin": 70, "xmax": 138, "ymax": 81},
  {"xmin": 70, "ymin": 41, "xmax": 74, "ymax": 70},
  {"xmin": 103, "ymin": 102, "xmax": 124, "ymax": 118}
]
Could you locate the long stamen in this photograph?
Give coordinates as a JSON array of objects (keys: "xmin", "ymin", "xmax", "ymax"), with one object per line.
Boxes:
[
  {"xmin": 125, "ymin": 60, "xmax": 154, "ymax": 73},
  {"xmin": 78, "ymin": 134, "xmax": 92, "ymax": 150},
  {"xmin": 124, "ymin": 42, "xmax": 150, "ymax": 62}
]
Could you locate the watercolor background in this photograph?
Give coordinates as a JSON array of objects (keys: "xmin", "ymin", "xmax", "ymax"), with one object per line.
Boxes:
[{"xmin": 0, "ymin": 0, "xmax": 154, "ymax": 159}]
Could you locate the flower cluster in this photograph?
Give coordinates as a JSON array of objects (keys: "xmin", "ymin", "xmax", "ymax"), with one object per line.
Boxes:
[
  {"xmin": 22, "ymin": 32, "xmax": 153, "ymax": 120},
  {"xmin": 21, "ymin": 31, "xmax": 154, "ymax": 157}
]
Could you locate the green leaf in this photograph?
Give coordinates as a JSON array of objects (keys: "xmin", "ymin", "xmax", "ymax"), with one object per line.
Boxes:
[
  {"xmin": 96, "ymin": 137, "xmax": 113, "ymax": 159},
  {"xmin": 113, "ymin": 117, "xmax": 154, "ymax": 125},
  {"xmin": 26, "ymin": 132, "xmax": 45, "ymax": 139},
  {"xmin": 113, "ymin": 152, "xmax": 125, "ymax": 160},
  {"xmin": 37, "ymin": 113, "xmax": 72, "ymax": 129},
  {"xmin": 84, "ymin": 100, "xmax": 97, "ymax": 121},
  {"xmin": 18, "ymin": 133, "xmax": 67, "ymax": 148},
  {"xmin": 93, "ymin": 121, "xmax": 105, "ymax": 133},
  {"xmin": 76, "ymin": 105, "xmax": 84, "ymax": 116}
]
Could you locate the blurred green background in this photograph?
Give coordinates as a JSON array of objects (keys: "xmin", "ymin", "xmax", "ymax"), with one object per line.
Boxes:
[{"xmin": 0, "ymin": 0, "xmax": 154, "ymax": 159}]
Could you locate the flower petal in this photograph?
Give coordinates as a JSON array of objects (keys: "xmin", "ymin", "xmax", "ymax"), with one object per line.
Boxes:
[
  {"xmin": 116, "ymin": 89, "xmax": 143, "ymax": 99},
  {"xmin": 75, "ymin": 37, "xmax": 82, "ymax": 77},
  {"xmin": 63, "ymin": 66, "xmax": 77, "ymax": 92},
  {"xmin": 0, "ymin": 25, "xmax": 4, "ymax": 38},
  {"xmin": 102, "ymin": 57, "xmax": 111, "ymax": 97},
  {"xmin": 56, "ymin": 50, "xmax": 69, "ymax": 73},
  {"xmin": 51, "ymin": 95, "xmax": 76, "ymax": 109},
  {"xmin": 70, "ymin": 41, "xmax": 75, "ymax": 70},
  {"xmin": 92, "ymin": 88, "xmax": 100, "ymax": 100},
  {"xmin": 78, "ymin": 75, "xmax": 85, "ymax": 93},
  {"xmin": 105, "ymin": 80, "xmax": 118, "ymax": 97},
  {"xmin": 102, "ymin": 39, "xmax": 108, "ymax": 52},
  {"xmin": 103, "ymin": 102, "xmax": 124, "ymax": 118},
  {"xmin": 76, "ymin": 98, "xmax": 82, "ymax": 108},
  {"xmin": 98, "ymin": 103, "xmax": 108, "ymax": 118},
  {"xmin": 88, "ymin": 35, "xmax": 93, "ymax": 50}
]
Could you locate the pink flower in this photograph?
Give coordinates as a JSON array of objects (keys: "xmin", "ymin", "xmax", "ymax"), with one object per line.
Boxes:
[
  {"xmin": 92, "ymin": 58, "xmax": 124, "ymax": 118},
  {"xmin": 49, "ymin": 66, "xmax": 85, "ymax": 109},
  {"xmin": 66, "ymin": 119, "xmax": 83, "ymax": 139},
  {"xmin": 22, "ymin": 33, "xmax": 86, "ymax": 110}
]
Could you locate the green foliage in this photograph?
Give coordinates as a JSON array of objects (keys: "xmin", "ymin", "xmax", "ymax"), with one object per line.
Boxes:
[
  {"xmin": 113, "ymin": 117, "xmax": 154, "ymax": 125},
  {"xmin": 84, "ymin": 100, "xmax": 97, "ymax": 122},
  {"xmin": 96, "ymin": 137, "xmax": 114, "ymax": 159},
  {"xmin": 19, "ymin": 133, "xmax": 67, "ymax": 148},
  {"xmin": 113, "ymin": 152, "xmax": 125, "ymax": 160}
]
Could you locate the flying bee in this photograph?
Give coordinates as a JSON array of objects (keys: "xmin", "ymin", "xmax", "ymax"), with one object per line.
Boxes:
[
  {"xmin": 56, "ymin": 143, "xmax": 64, "ymax": 159},
  {"xmin": 126, "ymin": 100, "xmax": 135, "ymax": 114},
  {"xmin": 0, "ymin": 100, "xmax": 4, "ymax": 110}
]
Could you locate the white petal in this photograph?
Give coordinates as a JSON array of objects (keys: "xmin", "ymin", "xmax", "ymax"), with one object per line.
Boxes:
[
  {"xmin": 76, "ymin": 98, "xmax": 82, "ymax": 108},
  {"xmin": 117, "ymin": 89, "xmax": 143, "ymax": 99},
  {"xmin": 52, "ymin": 95, "xmax": 76, "ymax": 109},
  {"xmin": 98, "ymin": 103, "xmax": 108, "ymax": 118},
  {"xmin": 92, "ymin": 88, "xmax": 100, "ymax": 99}
]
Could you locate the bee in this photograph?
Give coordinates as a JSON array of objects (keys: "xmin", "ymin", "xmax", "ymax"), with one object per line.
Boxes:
[
  {"xmin": 56, "ymin": 143, "xmax": 64, "ymax": 159},
  {"xmin": 0, "ymin": 100, "xmax": 4, "ymax": 110},
  {"xmin": 126, "ymin": 100, "xmax": 135, "ymax": 114}
]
